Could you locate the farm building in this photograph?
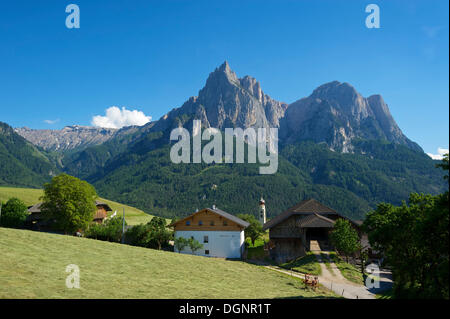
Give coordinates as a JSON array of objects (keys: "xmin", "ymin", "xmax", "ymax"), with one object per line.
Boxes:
[
  {"xmin": 169, "ymin": 206, "xmax": 250, "ymax": 259},
  {"xmin": 263, "ymin": 198, "xmax": 363, "ymax": 263},
  {"xmin": 25, "ymin": 200, "xmax": 113, "ymax": 231},
  {"xmin": 93, "ymin": 200, "xmax": 113, "ymax": 223}
]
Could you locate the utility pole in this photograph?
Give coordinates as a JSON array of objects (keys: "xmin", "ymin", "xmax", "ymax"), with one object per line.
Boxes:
[{"xmin": 121, "ymin": 207, "xmax": 125, "ymax": 244}]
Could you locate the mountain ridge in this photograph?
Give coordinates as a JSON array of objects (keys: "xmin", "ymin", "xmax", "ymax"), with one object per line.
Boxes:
[
  {"xmin": 2, "ymin": 62, "xmax": 445, "ymax": 220},
  {"xmin": 16, "ymin": 62, "xmax": 422, "ymax": 155},
  {"xmin": 280, "ymin": 80, "xmax": 422, "ymax": 152}
]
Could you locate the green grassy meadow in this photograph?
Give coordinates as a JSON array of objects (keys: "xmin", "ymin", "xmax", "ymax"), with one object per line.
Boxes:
[
  {"xmin": 280, "ymin": 252, "xmax": 322, "ymax": 276},
  {"xmin": 0, "ymin": 186, "xmax": 159, "ymax": 225},
  {"xmin": 329, "ymin": 252, "xmax": 364, "ymax": 284},
  {"xmin": 0, "ymin": 227, "xmax": 338, "ymax": 299}
]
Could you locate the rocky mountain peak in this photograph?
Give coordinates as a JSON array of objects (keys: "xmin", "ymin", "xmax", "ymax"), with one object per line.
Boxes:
[
  {"xmin": 311, "ymin": 81, "xmax": 361, "ymax": 109},
  {"xmin": 17, "ymin": 63, "xmax": 422, "ymax": 156},
  {"xmin": 280, "ymin": 81, "xmax": 422, "ymax": 152},
  {"xmin": 240, "ymin": 75, "xmax": 263, "ymax": 101},
  {"xmin": 205, "ymin": 61, "xmax": 239, "ymax": 87},
  {"xmin": 155, "ymin": 62, "xmax": 287, "ymax": 132}
]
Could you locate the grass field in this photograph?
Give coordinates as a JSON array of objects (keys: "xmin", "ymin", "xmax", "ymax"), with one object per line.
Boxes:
[
  {"xmin": 0, "ymin": 186, "xmax": 160, "ymax": 225},
  {"xmin": 0, "ymin": 227, "xmax": 338, "ymax": 299},
  {"xmin": 280, "ymin": 252, "xmax": 322, "ymax": 276},
  {"xmin": 329, "ymin": 252, "xmax": 364, "ymax": 284}
]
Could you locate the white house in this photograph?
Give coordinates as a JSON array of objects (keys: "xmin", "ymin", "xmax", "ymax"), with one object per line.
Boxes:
[{"xmin": 169, "ymin": 206, "xmax": 250, "ymax": 258}]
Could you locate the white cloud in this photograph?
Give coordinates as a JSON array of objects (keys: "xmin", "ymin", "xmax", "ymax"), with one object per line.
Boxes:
[
  {"xmin": 426, "ymin": 147, "xmax": 449, "ymax": 160},
  {"xmin": 91, "ymin": 106, "xmax": 151, "ymax": 129},
  {"xmin": 44, "ymin": 119, "xmax": 60, "ymax": 124}
]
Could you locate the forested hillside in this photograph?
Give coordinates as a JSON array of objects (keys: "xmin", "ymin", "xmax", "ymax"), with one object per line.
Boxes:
[
  {"xmin": 0, "ymin": 122, "xmax": 59, "ymax": 188},
  {"xmin": 73, "ymin": 133, "xmax": 445, "ymax": 220}
]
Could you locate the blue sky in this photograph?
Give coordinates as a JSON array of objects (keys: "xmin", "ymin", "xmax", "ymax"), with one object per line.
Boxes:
[{"xmin": 0, "ymin": 0, "xmax": 448, "ymax": 156}]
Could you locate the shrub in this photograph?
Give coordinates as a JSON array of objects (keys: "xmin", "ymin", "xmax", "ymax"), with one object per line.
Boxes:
[
  {"xmin": 188, "ymin": 237, "xmax": 203, "ymax": 254},
  {"xmin": 85, "ymin": 216, "xmax": 125, "ymax": 242},
  {"xmin": 125, "ymin": 217, "xmax": 172, "ymax": 250},
  {"xmin": 174, "ymin": 237, "xmax": 189, "ymax": 253},
  {"xmin": 0, "ymin": 198, "xmax": 28, "ymax": 228}
]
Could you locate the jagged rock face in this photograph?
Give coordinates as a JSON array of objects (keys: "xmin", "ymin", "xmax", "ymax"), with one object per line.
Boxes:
[
  {"xmin": 15, "ymin": 126, "xmax": 118, "ymax": 152},
  {"xmin": 17, "ymin": 63, "xmax": 422, "ymax": 155},
  {"xmin": 153, "ymin": 61, "xmax": 288, "ymax": 133},
  {"xmin": 279, "ymin": 81, "xmax": 422, "ymax": 152}
]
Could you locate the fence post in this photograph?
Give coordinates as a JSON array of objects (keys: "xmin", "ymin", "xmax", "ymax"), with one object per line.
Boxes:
[{"xmin": 121, "ymin": 208, "xmax": 125, "ymax": 244}]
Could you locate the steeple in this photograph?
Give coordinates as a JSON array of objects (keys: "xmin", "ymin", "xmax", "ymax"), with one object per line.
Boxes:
[{"xmin": 259, "ymin": 197, "xmax": 266, "ymax": 225}]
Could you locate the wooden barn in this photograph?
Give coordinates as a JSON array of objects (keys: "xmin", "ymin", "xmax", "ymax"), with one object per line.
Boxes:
[
  {"xmin": 93, "ymin": 200, "xmax": 113, "ymax": 223},
  {"xmin": 262, "ymin": 198, "xmax": 362, "ymax": 263},
  {"xmin": 26, "ymin": 200, "xmax": 113, "ymax": 231}
]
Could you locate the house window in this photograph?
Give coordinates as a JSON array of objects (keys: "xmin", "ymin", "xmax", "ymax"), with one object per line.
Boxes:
[
  {"xmin": 198, "ymin": 220, "xmax": 203, "ymax": 226},
  {"xmin": 186, "ymin": 221, "xmax": 190, "ymax": 226},
  {"xmin": 210, "ymin": 221, "xmax": 215, "ymax": 226},
  {"xmin": 223, "ymin": 220, "xmax": 228, "ymax": 226},
  {"xmin": 205, "ymin": 250, "xmax": 210, "ymax": 255},
  {"xmin": 204, "ymin": 236, "xmax": 208, "ymax": 243}
]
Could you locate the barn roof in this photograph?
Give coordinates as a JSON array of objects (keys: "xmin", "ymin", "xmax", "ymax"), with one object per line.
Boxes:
[
  {"xmin": 169, "ymin": 207, "xmax": 250, "ymax": 228},
  {"xmin": 297, "ymin": 213, "xmax": 335, "ymax": 228},
  {"xmin": 27, "ymin": 202, "xmax": 43, "ymax": 214},
  {"xmin": 262, "ymin": 198, "xmax": 357, "ymax": 230},
  {"xmin": 95, "ymin": 200, "xmax": 113, "ymax": 212}
]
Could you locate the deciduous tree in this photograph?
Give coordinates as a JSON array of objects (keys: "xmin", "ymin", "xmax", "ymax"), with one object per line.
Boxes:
[
  {"xmin": 40, "ymin": 174, "xmax": 97, "ymax": 233},
  {"xmin": 237, "ymin": 214, "xmax": 264, "ymax": 246},
  {"xmin": 188, "ymin": 237, "xmax": 203, "ymax": 254},
  {"xmin": 174, "ymin": 236, "xmax": 188, "ymax": 253},
  {"xmin": 329, "ymin": 219, "xmax": 360, "ymax": 262}
]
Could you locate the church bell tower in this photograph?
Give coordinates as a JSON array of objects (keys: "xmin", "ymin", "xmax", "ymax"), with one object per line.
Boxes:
[{"xmin": 259, "ymin": 197, "xmax": 266, "ymax": 225}]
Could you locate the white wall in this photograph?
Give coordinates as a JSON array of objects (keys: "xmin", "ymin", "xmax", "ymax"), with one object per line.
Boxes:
[{"xmin": 174, "ymin": 230, "xmax": 245, "ymax": 259}]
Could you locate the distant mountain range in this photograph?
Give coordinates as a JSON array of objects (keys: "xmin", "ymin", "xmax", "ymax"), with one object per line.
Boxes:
[
  {"xmin": 1, "ymin": 62, "xmax": 447, "ymax": 220},
  {"xmin": 15, "ymin": 126, "xmax": 118, "ymax": 153}
]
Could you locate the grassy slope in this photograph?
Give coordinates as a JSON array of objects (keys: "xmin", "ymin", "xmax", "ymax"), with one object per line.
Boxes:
[
  {"xmin": 0, "ymin": 186, "xmax": 158, "ymax": 225},
  {"xmin": 0, "ymin": 228, "xmax": 338, "ymax": 299},
  {"xmin": 280, "ymin": 253, "xmax": 322, "ymax": 276},
  {"xmin": 328, "ymin": 252, "xmax": 364, "ymax": 284}
]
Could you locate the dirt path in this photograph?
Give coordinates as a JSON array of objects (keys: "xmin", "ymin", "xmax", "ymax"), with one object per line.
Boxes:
[
  {"xmin": 268, "ymin": 241, "xmax": 376, "ymax": 299},
  {"xmin": 256, "ymin": 240, "xmax": 392, "ymax": 299},
  {"xmin": 309, "ymin": 241, "xmax": 353, "ymax": 285},
  {"xmin": 266, "ymin": 265, "xmax": 376, "ymax": 299}
]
